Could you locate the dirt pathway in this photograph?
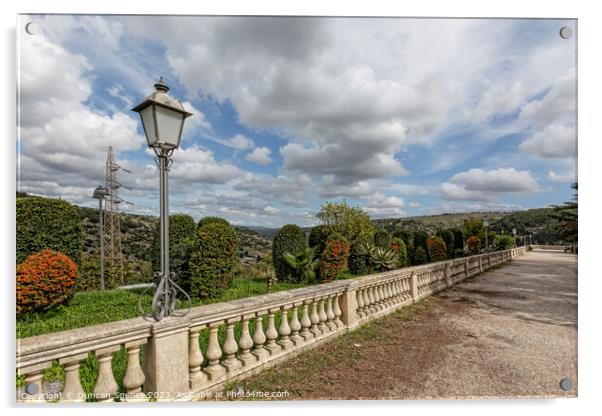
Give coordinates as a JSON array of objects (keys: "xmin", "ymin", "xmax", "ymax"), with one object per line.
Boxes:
[{"xmin": 226, "ymin": 250, "xmax": 577, "ymax": 400}]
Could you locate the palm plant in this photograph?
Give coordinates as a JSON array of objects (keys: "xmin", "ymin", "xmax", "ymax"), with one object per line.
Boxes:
[
  {"xmin": 283, "ymin": 246, "xmax": 320, "ymax": 284},
  {"xmin": 371, "ymin": 247, "xmax": 397, "ymax": 272}
]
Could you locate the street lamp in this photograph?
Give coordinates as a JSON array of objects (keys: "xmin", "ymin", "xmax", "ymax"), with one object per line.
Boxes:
[
  {"xmin": 483, "ymin": 220, "xmax": 489, "ymax": 252},
  {"xmin": 92, "ymin": 185, "xmax": 108, "ymax": 290},
  {"xmin": 512, "ymin": 228, "xmax": 517, "ymax": 247},
  {"xmin": 132, "ymin": 77, "xmax": 193, "ymax": 320}
]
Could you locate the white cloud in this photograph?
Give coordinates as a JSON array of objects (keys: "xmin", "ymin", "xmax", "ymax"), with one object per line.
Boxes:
[
  {"xmin": 449, "ymin": 168, "xmax": 540, "ymax": 193},
  {"xmin": 439, "ymin": 183, "xmax": 496, "ymax": 202},
  {"xmin": 519, "ymin": 124, "xmax": 576, "ymax": 159},
  {"xmin": 169, "ymin": 145, "xmax": 243, "ymax": 185},
  {"xmin": 233, "ymin": 173, "xmax": 311, "ymax": 208},
  {"xmin": 548, "ymin": 170, "xmax": 575, "ymax": 183},
  {"xmin": 213, "ymin": 134, "xmax": 254, "ymax": 150},
  {"xmin": 245, "ymin": 147, "xmax": 272, "ymax": 165},
  {"xmin": 472, "ymin": 81, "xmax": 525, "ymax": 124}
]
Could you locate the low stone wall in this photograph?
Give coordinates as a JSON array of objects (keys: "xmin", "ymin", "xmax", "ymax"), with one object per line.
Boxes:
[{"xmin": 16, "ymin": 246, "xmax": 527, "ymax": 402}]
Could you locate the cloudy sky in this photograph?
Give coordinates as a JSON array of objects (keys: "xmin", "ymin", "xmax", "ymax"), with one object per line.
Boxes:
[{"xmin": 17, "ymin": 15, "xmax": 577, "ymax": 227}]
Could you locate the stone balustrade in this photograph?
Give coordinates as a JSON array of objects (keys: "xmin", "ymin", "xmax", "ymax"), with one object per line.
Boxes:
[{"xmin": 16, "ymin": 246, "xmax": 526, "ymax": 402}]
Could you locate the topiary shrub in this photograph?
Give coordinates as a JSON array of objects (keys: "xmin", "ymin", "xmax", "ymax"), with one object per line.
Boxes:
[
  {"xmin": 188, "ymin": 222, "xmax": 238, "ymax": 299},
  {"xmin": 308, "ymin": 225, "xmax": 332, "ymax": 259},
  {"xmin": 16, "ymin": 197, "xmax": 83, "ymax": 265},
  {"xmin": 389, "ymin": 237, "xmax": 408, "ymax": 268},
  {"xmin": 197, "ymin": 216, "xmax": 230, "ymax": 228},
  {"xmin": 491, "ymin": 234, "xmax": 514, "ymax": 251},
  {"xmin": 348, "ymin": 241, "xmax": 371, "ymax": 275},
  {"xmin": 374, "ymin": 229, "xmax": 391, "ymax": 249},
  {"xmin": 414, "ymin": 246, "xmax": 428, "ymax": 265},
  {"xmin": 427, "ymin": 236, "xmax": 447, "ymax": 261},
  {"xmin": 16, "ymin": 249, "xmax": 78, "ymax": 314},
  {"xmin": 272, "ymin": 224, "xmax": 308, "ymax": 282},
  {"xmin": 151, "ymin": 214, "xmax": 196, "ymax": 289},
  {"xmin": 451, "ymin": 228, "xmax": 464, "ymax": 253},
  {"xmin": 320, "ymin": 235, "xmax": 350, "ymax": 282},
  {"xmin": 437, "ymin": 229, "xmax": 455, "ymax": 256},
  {"xmin": 466, "ymin": 236, "xmax": 481, "ymax": 255}
]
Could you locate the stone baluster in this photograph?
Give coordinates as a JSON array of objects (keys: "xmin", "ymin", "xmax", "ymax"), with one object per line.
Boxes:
[
  {"xmin": 58, "ymin": 354, "xmax": 87, "ymax": 402},
  {"xmin": 363, "ymin": 287, "xmax": 371, "ymax": 313},
  {"xmin": 375, "ymin": 284, "xmax": 384, "ymax": 310},
  {"xmin": 252, "ymin": 312, "xmax": 270, "ymax": 362},
  {"xmin": 325, "ymin": 296, "xmax": 336, "ymax": 331},
  {"xmin": 289, "ymin": 303, "xmax": 302, "ymax": 346},
  {"xmin": 94, "ymin": 346, "xmax": 120, "ymax": 401},
  {"xmin": 238, "ymin": 314, "xmax": 257, "ymax": 367},
  {"xmin": 394, "ymin": 279, "xmax": 402, "ymax": 302},
  {"xmin": 189, "ymin": 325, "xmax": 207, "ymax": 389},
  {"xmin": 265, "ymin": 308, "xmax": 281, "ymax": 355},
  {"xmin": 300, "ymin": 301, "xmax": 313, "ymax": 341},
  {"xmin": 333, "ymin": 293, "xmax": 343, "ymax": 328},
  {"xmin": 203, "ymin": 321, "xmax": 226, "ymax": 381},
  {"xmin": 364, "ymin": 286, "xmax": 376, "ymax": 314},
  {"xmin": 386, "ymin": 281, "xmax": 394, "ymax": 305},
  {"xmin": 278, "ymin": 305, "xmax": 293, "ymax": 350},
  {"xmin": 123, "ymin": 340, "xmax": 147, "ymax": 401},
  {"xmin": 356, "ymin": 288, "xmax": 365, "ymax": 317},
  {"xmin": 309, "ymin": 298, "xmax": 321, "ymax": 337},
  {"xmin": 317, "ymin": 298, "xmax": 328, "ymax": 333},
  {"xmin": 464, "ymin": 258, "xmax": 470, "ymax": 277},
  {"xmin": 19, "ymin": 365, "xmax": 49, "ymax": 402},
  {"xmin": 222, "ymin": 318, "xmax": 242, "ymax": 373}
]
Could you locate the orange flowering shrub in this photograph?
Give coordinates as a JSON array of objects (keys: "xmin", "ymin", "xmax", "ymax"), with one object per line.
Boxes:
[
  {"xmin": 16, "ymin": 249, "xmax": 78, "ymax": 314},
  {"xmin": 466, "ymin": 236, "xmax": 481, "ymax": 255},
  {"xmin": 426, "ymin": 236, "xmax": 447, "ymax": 261},
  {"xmin": 319, "ymin": 235, "xmax": 350, "ymax": 282}
]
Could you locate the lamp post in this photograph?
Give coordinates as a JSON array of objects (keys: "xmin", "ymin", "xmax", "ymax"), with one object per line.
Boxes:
[
  {"xmin": 483, "ymin": 220, "xmax": 489, "ymax": 253},
  {"xmin": 132, "ymin": 77, "xmax": 193, "ymax": 320},
  {"xmin": 512, "ymin": 228, "xmax": 517, "ymax": 247},
  {"xmin": 92, "ymin": 186, "xmax": 109, "ymax": 290}
]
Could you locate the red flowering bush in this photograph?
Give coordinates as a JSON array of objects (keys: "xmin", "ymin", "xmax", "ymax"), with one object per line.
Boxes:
[
  {"xmin": 427, "ymin": 236, "xmax": 447, "ymax": 261},
  {"xmin": 16, "ymin": 249, "xmax": 78, "ymax": 314},
  {"xmin": 319, "ymin": 235, "xmax": 350, "ymax": 282},
  {"xmin": 466, "ymin": 236, "xmax": 481, "ymax": 255}
]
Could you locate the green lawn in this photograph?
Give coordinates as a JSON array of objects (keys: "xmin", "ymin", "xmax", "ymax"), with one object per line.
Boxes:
[{"xmin": 16, "ymin": 277, "xmax": 305, "ymax": 339}]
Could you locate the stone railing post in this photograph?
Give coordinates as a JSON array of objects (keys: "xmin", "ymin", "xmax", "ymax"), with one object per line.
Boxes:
[
  {"xmin": 188, "ymin": 325, "xmax": 207, "ymax": 390},
  {"xmin": 444, "ymin": 263, "xmax": 452, "ymax": 287},
  {"xmin": 94, "ymin": 345, "xmax": 120, "ymax": 401},
  {"xmin": 143, "ymin": 317, "xmax": 190, "ymax": 399},
  {"xmin": 410, "ymin": 271, "xmax": 418, "ymax": 301},
  {"xmin": 339, "ymin": 287, "xmax": 358, "ymax": 328},
  {"xmin": 123, "ymin": 339, "xmax": 147, "ymax": 401}
]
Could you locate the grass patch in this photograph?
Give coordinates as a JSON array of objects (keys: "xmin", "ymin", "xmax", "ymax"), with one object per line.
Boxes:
[{"xmin": 17, "ymin": 277, "xmax": 305, "ymax": 338}]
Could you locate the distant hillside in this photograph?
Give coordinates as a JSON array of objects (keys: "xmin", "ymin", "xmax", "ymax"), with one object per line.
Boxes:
[{"xmin": 373, "ymin": 212, "xmax": 507, "ymax": 234}]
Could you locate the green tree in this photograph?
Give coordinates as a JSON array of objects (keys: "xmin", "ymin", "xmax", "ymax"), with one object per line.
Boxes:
[
  {"xmin": 427, "ymin": 236, "xmax": 447, "ymax": 261},
  {"xmin": 16, "ymin": 197, "xmax": 83, "ymax": 265},
  {"xmin": 414, "ymin": 246, "xmax": 428, "ymax": 265},
  {"xmin": 316, "ymin": 201, "xmax": 374, "ymax": 244},
  {"xmin": 188, "ymin": 222, "xmax": 238, "ymax": 299},
  {"xmin": 283, "ymin": 246, "xmax": 320, "ymax": 284},
  {"xmin": 491, "ymin": 234, "xmax": 514, "ymax": 251},
  {"xmin": 451, "ymin": 228, "xmax": 464, "ymax": 253},
  {"xmin": 256, "ymin": 256, "xmax": 277, "ymax": 292},
  {"xmin": 198, "ymin": 216, "xmax": 230, "ymax": 228},
  {"xmin": 272, "ymin": 224, "xmax": 308, "ymax": 282},
  {"xmin": 462, "ymin": 218, "xmax": 484, "ymax": 240},
  {"xmin": 308, "ymin": 225, "xmax": 332, "ymax": 259},
  {"xmin": 552, "ymin": 183, "xmax": 578, "ymax": 244},
  {"xmin": 374, "ymin": 229, "xmax": 391, "ymax": 249},
  {"xmin": 413, "ymin": 230, "xmax": 430, "ymax": 263}
]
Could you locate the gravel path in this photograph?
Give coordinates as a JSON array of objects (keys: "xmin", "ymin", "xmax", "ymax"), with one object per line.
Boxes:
[{"xmin": 230, "ymin": 250, "xmax": 577, "ymax": 400}]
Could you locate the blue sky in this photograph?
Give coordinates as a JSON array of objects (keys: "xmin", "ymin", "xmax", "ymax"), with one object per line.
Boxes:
[{"xmin": 17, "ymin": 16, "xmax": 577, "ymax": 227}]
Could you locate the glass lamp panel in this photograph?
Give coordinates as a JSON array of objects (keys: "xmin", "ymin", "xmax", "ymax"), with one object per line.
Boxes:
[
  {"xmin": 155, "ymin": 105, "xmax": 184, "ymax": 148},
  {"xmin": 140, "ymin": 106, "xmax": 157, "ymax": 146}
]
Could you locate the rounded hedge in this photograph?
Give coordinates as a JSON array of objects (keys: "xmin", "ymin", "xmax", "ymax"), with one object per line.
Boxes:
[
  {"xmin": 308, "ymin": 225, "xmax": 332, "ymax": 258},
  {"xmin": 427, "ymin": 236, "xmax": 447, "ymax": 261},
  {"xmin": 151, "ymin": 214, "xmax": 197, "ymax": 288},
  {"xmin": 272, "ymin": 224, "xmax": 308, "ymax": 282},
  {"xmin": 198, "ymin": 216, "xmax": 230, "ymax": 228},
  {"xmin": 414, "ymin": 246, "xmax": 428, "ymax": 265},
  {"xmin": 348, "ymin": 242, "xmax": 370, "ymax": 275},
  {"xmin": 16, "ymin": 197, "xmax": 83, "ymax": 265},
  {"xmin": 437, "ymin": 229, "xmax": 455, "ymax": 255},
  {"xmin": 17, "ymin": 249, "xmax": 78, "ymax": 314},
  {"xmin": 374, "ymin": 229, "xmax": 391, "ymax": 249},
  {"xmin": 188, "ymin": 222, "xmax": 238, "ymax": 299},
  {"xmin": 319, "ymin": 235, "xmax": 350, "ymax": 282}
]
